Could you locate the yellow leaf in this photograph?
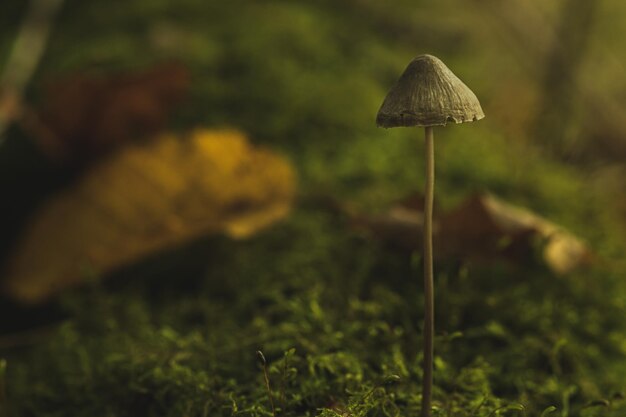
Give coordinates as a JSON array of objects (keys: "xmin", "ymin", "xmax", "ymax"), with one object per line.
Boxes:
[{"xmin": 3, "ymin": 129, "xmax": 296, "ymax": 304}]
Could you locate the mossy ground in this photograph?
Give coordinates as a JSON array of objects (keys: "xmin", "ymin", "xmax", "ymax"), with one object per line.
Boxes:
[
  {"xmin": 3, "ymin": 204, "xmax": 626, "ymax": 416},
  {"xmin": 1, "ymin": 0, "xmax": 626, "ymax": 416}
]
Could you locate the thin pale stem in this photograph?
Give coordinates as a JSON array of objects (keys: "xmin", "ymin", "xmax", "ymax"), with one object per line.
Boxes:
[{"xmin": 420, "ymin": 126, "xmax": 435, "ymax": 417}]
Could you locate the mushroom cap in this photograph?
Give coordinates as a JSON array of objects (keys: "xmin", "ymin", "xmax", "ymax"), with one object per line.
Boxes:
[{"xmin": 376, "ymin": 54, "xmax": 484, "ymax": 128}]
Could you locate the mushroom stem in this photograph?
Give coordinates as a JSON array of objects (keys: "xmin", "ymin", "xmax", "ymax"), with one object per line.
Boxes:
[{"xmin": 421, "ymin": 126, "xmax": 435, "ymax": 417}]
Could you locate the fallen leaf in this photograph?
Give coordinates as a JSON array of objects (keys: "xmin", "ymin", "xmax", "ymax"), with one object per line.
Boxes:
[
  {"xmin": 33, "ymin": 62, "xmax": 189, "ymax": 164},
  {"xmin": 439, "ymin": 193, "xmax": 539, "ymax": 263},
  {"xmin": 351, "ymin": 192, "xmax": 592, "ymax": 275},
  {"xmin": 2, "ymin": 129, "xmax": 296, "ymax": 304},
  {"xmin": 446, "ymin": 193, "xmax": 593, "ymax": 274},
  {"xmin": 350, "ymin": 194, "xmax": 440, "ymax": 252}
]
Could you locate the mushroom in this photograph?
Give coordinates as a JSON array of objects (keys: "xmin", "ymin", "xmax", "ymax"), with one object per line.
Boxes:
[{"xmin": 376, "ymin": 54, "xmax": 484, "ymax": 417}]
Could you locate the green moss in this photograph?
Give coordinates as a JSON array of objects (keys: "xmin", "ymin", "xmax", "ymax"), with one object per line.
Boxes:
[{"xmin": 3, "ymin": 208, "xmax": 626, "ymax": 416}]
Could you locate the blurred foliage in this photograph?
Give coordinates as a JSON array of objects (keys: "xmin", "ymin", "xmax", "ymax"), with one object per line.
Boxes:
[
  {"xmin": 4, "ymin": 129, "xmax": 295, "ymax": 304},
  {"xmin": 1, "ymin": 0, "xmax": 626, "ymax": 416},
  {"xmin": 3, "ymin": 0, "xmax": 626, "ymax": 215}
]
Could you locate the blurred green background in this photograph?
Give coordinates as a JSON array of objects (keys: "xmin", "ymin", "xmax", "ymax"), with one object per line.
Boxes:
[{"xmin": 1, "ymin": 0, "xmax": 626, "ymax": 416}]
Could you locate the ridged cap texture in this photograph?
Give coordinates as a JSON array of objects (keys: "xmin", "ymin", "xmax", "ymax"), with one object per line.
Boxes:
[{"xmin": 376, "ymin": 54, "xmax": 484, "ymax": 128}]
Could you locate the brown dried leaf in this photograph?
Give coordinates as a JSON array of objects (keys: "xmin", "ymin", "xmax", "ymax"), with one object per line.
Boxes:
[
  {"xmin": 441, "ymin": 193, "xmax": 592, "ymax": 275},
  {"xmin": 439, "ymin": 193, "xmax": 537, "ymax": 263},
  {"xmin": 352, "ymin": 192, "xmax": 592, "ymax": 274},
  {"xmin": 34, "ymin": 63, "xmax": 189, "ymax": 163},
  {"xmin": 3, "ymin": 129, "xmax": 295, "ymax": 304},
  {"xmin": 350, "ymin": 192, "xmax": 440, "ymax": 252}
]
